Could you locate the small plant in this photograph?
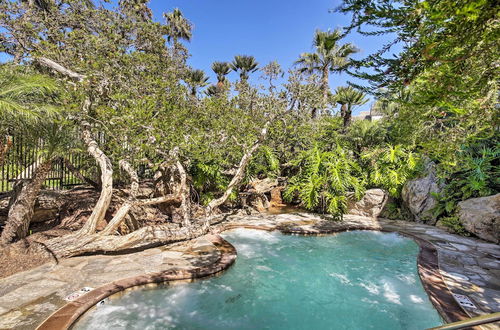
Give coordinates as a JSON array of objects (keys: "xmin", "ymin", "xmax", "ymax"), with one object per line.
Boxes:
[
  {"xmin": 439, "ymin": 216, "xmax": 470, "ymax": 236},
  {"xmin": 432, "ymin": 140, "xmax": 499, "ymax": 223}
]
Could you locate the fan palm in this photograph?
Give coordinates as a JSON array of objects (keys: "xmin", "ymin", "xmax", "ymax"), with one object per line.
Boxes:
[
  {"xmin": 164, "ymin": 8, "xmax": 192, "ymax": 43},
  {"xmin": 231, "ymin": 55, "xmax": 258, "ymax": 82},
  {"xmin": 295, "ymin": 29, "xmax": 358, "ymax": 116},
  {"xmin": 211, "ymin": 61, "xmax": 232, "ymax": 87},
  {"xmin": 186, "ymin": 69, "xmax": 209, "ymax": 96},
  {"xmin": 334, "ymin": 86, "xmax": 368, "ymax": 128}
]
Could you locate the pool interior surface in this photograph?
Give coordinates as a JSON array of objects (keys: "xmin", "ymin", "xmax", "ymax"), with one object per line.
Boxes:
[{"xmin": 74, "ymin": 229, "xmax": 443, "ymax": 329}]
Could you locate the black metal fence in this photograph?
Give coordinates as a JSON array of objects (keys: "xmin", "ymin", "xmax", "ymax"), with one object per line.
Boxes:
[{"xmin": 0, "ymin": 135, "xmax": 94, "ymax": 193}]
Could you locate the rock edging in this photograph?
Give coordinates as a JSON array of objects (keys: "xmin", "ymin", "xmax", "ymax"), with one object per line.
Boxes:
[
  {"xmin": 36, "ymin": 235, "xmax": 237, "ymax": 330},
  {"xmin": 38, "ymin": 219, "xmax": 471, "ymax": 329}
]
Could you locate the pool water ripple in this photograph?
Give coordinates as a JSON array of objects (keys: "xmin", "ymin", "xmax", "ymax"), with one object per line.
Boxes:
[{"xmin": 74, "ymin": 229, "xmax": 443, "ymax": 330}]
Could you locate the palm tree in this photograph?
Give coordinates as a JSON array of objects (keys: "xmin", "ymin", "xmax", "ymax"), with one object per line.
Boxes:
[
  {"xmin": 0, "ymin": 66, "xmax": 64, "ymax": 243},
  {"xmin": 204, "ymin": 84, "xmax": 219, "ymax": 97},
  {"xmin": 0, "ymin": 66, "xmax": 58, "ymax": 121},
  {"xmin": 334, "ymin": 86, "xmax": 368, "ymax": 128},
  {"xmin": 0, "ymin": 65, "xmax": 59, "ymax": 164},
  {"xmin": 164, "ymin": 8, "xmax": 192, "ymax": 43},
  {"xmin": 295, "ymin": 29, "xmax": 358, "ymax": 116},
  {"xmin": 211, "ymin": 61, "xmax": 231, "ymax": 87},
  {"xmin": 186, "ymin": 69, "xmax": 209, "ymax": 96},
  {"xmin": 231, "ymin": 55, "xmax": 258, "ymax": 82}
]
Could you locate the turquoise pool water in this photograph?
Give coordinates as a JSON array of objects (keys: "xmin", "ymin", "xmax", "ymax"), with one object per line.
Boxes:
[{"xmin": 74, "ymin": 230, "xmax": 443, "ymax": 329}]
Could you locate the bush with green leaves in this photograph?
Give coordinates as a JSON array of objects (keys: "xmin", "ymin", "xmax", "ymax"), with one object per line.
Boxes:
[
  {"xmin": 284, "ymin": 145, "xmax": 365, "ymax": 219},
  {"xmin": 361, "ymin": 144, "xmax": 421, "ymax": 198},
  {"xmin": 432, "ymin": 139, "xmax": 499, "ymax": 222}
]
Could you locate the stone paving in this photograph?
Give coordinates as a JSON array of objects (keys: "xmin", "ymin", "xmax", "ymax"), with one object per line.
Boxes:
[
  {"xmin": 0, "ymin": 236, "xmax": 221, "ymax": 330},
  {"xmin": 0, "ymin": 212, "xmax": 499, "ymax": 329}
]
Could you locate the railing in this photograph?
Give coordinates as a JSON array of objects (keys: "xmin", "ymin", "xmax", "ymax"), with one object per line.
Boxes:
[
  {"xmin": 428, "ymin": 312, "xmax": 500, "ymax": 330},
  {"xmin": 0, "ymin": 135, "xmax": 95, "ymax": 193}
]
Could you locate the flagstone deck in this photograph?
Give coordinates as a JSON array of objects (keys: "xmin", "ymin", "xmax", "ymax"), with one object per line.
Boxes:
[{"xmin": 0, "ymin": 213, "xmax": 498, "ymax": 329}]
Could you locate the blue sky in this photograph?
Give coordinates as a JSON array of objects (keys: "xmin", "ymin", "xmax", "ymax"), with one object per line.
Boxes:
[
  {"xmin": 151, "ymin": 0, "xmax": 399, "ymax": 113},
  {"xmin": 1, "ymin": 0, "xmax": 400, "ymax": 114}
]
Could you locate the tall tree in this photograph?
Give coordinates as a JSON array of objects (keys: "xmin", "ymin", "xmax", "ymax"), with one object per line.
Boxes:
[
  {"xmin": 164, "ymin": 8, "xmax": 192, "ymax": 43},
  {"xmin": 334, "ymin": 86, "xmax": 368, "ymax": 128},
  {"xmin": 186, "ymin": 69, "xmax": 209, "ymax": 96},
  {"xmin": 211, "ymin": 61, "xmax": 231, "ymax": 87},
  {"xmin": 231, "ymin": 55, "xmax": 259, "ymax": 82},
  {"xmin": 295, "ymin": 29, "xmax": 358, "ymax": 117}
]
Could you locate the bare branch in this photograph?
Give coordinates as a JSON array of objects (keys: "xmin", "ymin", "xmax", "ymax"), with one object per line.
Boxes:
[
  {"xmin": 205, "ymin": 122, "xmax": 270, "ymax": 215},
  {"xmin": 35, "ymin": 57, "xmax": 86, "ymax": 81}
]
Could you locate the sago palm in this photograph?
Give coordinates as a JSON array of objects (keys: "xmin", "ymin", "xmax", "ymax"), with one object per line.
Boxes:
[
  {"xmin": 334, "ymin": 86, "xmax": 368, "ymax": 128},
  {"xmin": 231, "ymin": 55, "xmax": 258, "ymax": 82},
  {"xmin": 295, "ymin": 29, "xmax": 358, "ymax": 116}
]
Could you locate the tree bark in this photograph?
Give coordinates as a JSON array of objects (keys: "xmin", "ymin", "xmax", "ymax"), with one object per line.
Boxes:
[
  {"xmin": 0, "ymin": 159, "xmax": 53, "ymax": 243},
  {"xmin": 77, "ymin": 109, "xmax": 113, "ymax": 236},
  {"xmin": 343, "ymin": 105, "xmax": 352, "ymax": 128},
  {"xmin": 40, "ymin": 222, "xmax": 211, "ymax": 259},
  {"xmin": 35, "ymin": 57, "xmax": 85, "ymax": 81},
  {"xmin": 319, "ymin": 66, "xmax": 330, "ymax": 117},
  {"xmin": 206, "ymin": 123, "xmax": 269, "ymax": 216},
  {"xmin": 99, "ymin": 160, "xmax": 138, "ymax": 236},
  {"xmin": 175, "ymin": 159, "xmax": 191, "ymax": 227}
]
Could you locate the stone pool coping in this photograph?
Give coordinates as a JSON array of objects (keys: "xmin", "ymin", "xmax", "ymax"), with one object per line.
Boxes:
[
  {"xmin": 36, "ymin": 235, "xmax": 237, "ymax": 330},
  {"xmin": 34, "ymin": 214, "xmax": 498, "ymax": 329}
]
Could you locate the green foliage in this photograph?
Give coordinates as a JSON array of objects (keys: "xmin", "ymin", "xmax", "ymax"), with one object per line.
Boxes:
[
  {"xmin": 295, "ymin": 29, "xmax": 358, "ymax": 76},
  {"xmin": 284, "ymin": 146, "xmax": 365, "ymax": 218},
  {"xmin": 231, "ymin": 55, "xmax": 259, "ymax": 81},
  {"xmin": 343, "ymin": 120, "xmax": 388, "ymax": 155},
  {"xmin": 362, "ymin": 145, "xmax": 421, "ymax": 197},
  {"xmin": 0, "ymin": 65, "xmax": 59, "ymax": 123},
  {"xmin": 432, "ymin": 139, "xmax": 500, "ymax": 219},
  {"xmin": 247, "ymin": 145, "xmax": 280, "ymax": 179},
  {"xmin": 439, "ymin": 216, "xmax": 470, "ymax": 237}
]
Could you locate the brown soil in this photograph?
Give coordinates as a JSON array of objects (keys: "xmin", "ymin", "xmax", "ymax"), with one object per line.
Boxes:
[
  {"xmin": 0, "ymin": 239, "xmax": 55, "ymax": 279},
  {"xmin": 0, "ymin": 184, "xmax": 173, "ymax": 279}
]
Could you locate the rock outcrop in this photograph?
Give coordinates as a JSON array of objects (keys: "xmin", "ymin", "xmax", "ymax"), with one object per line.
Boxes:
[
  {"xmin": 402, "ymin": 162, "xmax": 442, "ymax": 224},
  {"xmin": 240, "ymin": 178, "xmax": 286, "ymax": 213},
  {"xmin": 348, "ymin": 189, "xmax": 388, "ymax": 218},
  {"xmin": 457, "ymin": 194, "xmax": 500, "ymax": 244}
]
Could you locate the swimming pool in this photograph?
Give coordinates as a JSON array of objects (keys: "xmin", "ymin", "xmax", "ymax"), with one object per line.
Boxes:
[{"xmin": 74, "ymin": 229, "xmax": 443, "ymax": 329}]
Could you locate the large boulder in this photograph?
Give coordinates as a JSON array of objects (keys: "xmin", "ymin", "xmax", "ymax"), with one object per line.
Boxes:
[
  {"xmin": 457, "ymin": 194, "xmax": 500, "ymax": 243},
  {"xmin": 402, "ymin": 161, "xmax": 442, "ymax": 224},
  {"xmin": 348, "ymin": 189, "xmax": 388, "ymax": 218},
  {"xmin": 240, "ymin": 177, "xmax": 286, "ymax": 213}
]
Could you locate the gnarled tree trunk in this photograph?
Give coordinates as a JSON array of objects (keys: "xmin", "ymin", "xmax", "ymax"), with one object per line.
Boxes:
[
  {"xmin": 0, "ymin": 158, "xmax": 53, "ymax": 244},
  {"xmin": 77, "ymin": 110, "xmax": 113, "ymax": 236},
  {"xmin": 99, "ymin": 160, "xmax": 138, "ymax": 236}
]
